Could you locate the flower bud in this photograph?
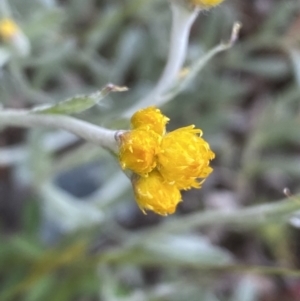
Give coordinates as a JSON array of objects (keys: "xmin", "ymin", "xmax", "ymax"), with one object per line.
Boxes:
[
  {"xmin": 133, "ymin": 170, "xmax": 182, "ymax": 215},
  {"xmin": 131, "ymin": 106, "xmax": 169, "ymax": 136},
  {"xmin": 118, "ymin": 129, "xmax": 161, "ymax": 176},
  {"xmin": 158, "ymin": 125, "xmax": 215, "ymax": 190}
]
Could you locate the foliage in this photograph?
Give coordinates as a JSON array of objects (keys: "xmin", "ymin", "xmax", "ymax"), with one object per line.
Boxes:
[{"xmin": 1, "ymin": 0, "xmax": 300, "ymax": 300}]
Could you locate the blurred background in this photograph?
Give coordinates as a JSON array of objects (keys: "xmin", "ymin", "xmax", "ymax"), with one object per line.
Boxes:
[{"xmin": 1, "ymin": 0, "xmax": 300, "ymax": 300}]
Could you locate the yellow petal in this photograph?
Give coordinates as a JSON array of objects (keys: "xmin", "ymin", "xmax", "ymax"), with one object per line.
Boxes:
[
  {"xmin": 158, "ymin": 125, "xmax": 215, "ymax": 190},
  {"xmin": 133, "ymin": 170, "xmax": 182, "ymax": 215},
  {"xmin": 118, "ymin": 129, "xmax": 161, "ymax": 176},
  {"xmin": 131, "ymin": 106, "xmax": 169, "ymax": 136},
  {"xmin": 0, "ymin": 18, "xmax": 19, "ymax": 41},
  {"xmin": 188, "ymin": 0, "xmax": 225, "ymax": 8}
]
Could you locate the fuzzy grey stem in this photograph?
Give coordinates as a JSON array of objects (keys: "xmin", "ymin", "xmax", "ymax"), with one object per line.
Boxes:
[
  {"xmin": 124, "ymin": 2, "xmax": 199, "ymax": 117},
  {"xmin": 0, "ymin": 110, "xmax": 118, "ymax": 153},
  {"xmin": 0, "ymin": 0, "xmax": 11, "ymax": 16},
  {"xmin": 152, "ymin": 2, "xmax": 198, "ymax": 98}
]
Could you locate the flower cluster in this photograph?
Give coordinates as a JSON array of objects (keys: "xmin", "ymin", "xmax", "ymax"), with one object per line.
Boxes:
[
  {"xmin": 0, "ymin": 18, "xmax": 30, "ymax": 57},
  {"xmin": 118, "ymin": 107, "xmax": 215, "ymax": 216},
  {"xmin": 0, "ymin": 18, "xmax": 20, "ymax": 41},
  {"xmin": 187, "ymin": 0, "xmax": 225, "ymax": 9}
]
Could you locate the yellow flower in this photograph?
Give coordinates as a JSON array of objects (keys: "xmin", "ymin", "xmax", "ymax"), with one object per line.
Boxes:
[
  {"xmin": 118, "ymin": 129, "xmax": 161, "ymax": 176},
  {"xmin": 131, "ymin": 106, "xmax": 169, "ymax": 135},
  {"xmin": 0, "ymin": 18, "xmax": 19, "ymax": 41},
  {"xmin": 118, "ymin": 106, "xmax": 215, "ymax": 215},
  {"xmin": 158, "ymin": 125, "xmax": 215, "ymax": 190},
  {"xmin": 133, "ymin": 170, "xmax": 182, "ymax": 215},
  {"xmin": 188, "ymin": 0, "xmax": 225, "ymax": 8}
]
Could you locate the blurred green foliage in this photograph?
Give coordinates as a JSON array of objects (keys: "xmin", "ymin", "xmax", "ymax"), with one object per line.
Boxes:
[{"xmin": 1, "ymin": 0, "xmax": 300, "ymax": 300}]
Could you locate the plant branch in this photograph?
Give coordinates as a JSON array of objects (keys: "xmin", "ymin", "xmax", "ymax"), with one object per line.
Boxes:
[
  {"xmin": 160, "ymin": 22, "xmax": 241, "ymax": 105},
  {"xmin": 124, "ymin": 1, "xmax": 199, "ymax": 117},
  {"xmin": 0, "ymin": 109, "xmax": 118, "ymax": 152},
  {"xmin": 143, "ymin": 195, "xmax": 300, "ymax": 235}
]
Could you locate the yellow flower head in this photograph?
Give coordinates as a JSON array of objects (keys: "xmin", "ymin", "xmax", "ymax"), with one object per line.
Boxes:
[
  {"xmin": 158, "ymin": 125, "xmax": 215, "ymax": 190},
  {"xmin": 133, "ymin": 170, "xmax": 182, "ymax": 215},
  {"xmin": 118, "ymin": 106, "xmax": 214, "ymax": 215},
  {"xmin": 131, "ymin": 106, "xmax": 169, "ymax": 135},
  {"xmin": 0, "ymin": 18, "xmax": 19, "ymax": 41},
  {"xmin": 118, "ymin": 129, "xmax": 161, "ymax": 176},
  {"xmin": 188, "ymin": 0, "xmax": 225, "ymax": 8}
]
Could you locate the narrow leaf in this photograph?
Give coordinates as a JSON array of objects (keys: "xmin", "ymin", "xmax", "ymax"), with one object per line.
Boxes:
[{"xmin": 33, "ymin": 84, "xmax": 127, "ymax": 115}]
